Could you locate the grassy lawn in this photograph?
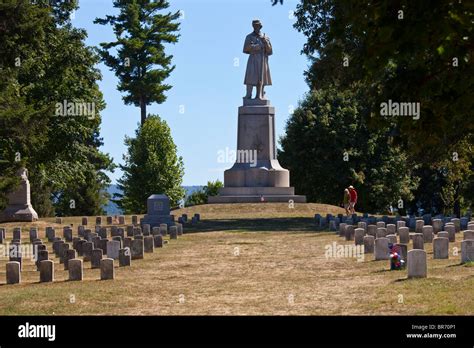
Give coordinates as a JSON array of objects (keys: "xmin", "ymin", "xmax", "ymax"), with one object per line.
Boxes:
[{"xmin": 0, "ymin": 203, "xmax": 472, "ymax": 315}]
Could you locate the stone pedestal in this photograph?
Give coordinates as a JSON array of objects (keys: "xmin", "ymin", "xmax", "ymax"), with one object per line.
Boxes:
[
  {"xmin": 0, "ymin": 168, "xmax": 38, "ymax": 222},
  {"xmin": 209, "ymin": 99, "xmax": 306, "ymax": 203}
]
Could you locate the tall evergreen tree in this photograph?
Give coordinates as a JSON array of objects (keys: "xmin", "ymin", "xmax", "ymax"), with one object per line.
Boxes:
[
  {"xmin": 0, "ymin": 0, "xmax": 114, "ymax": 216},
  {"xmin": 115, "ymin": 115, "xmax": 185, "ymax": 213},
  {"xmin": 291, "ymin": 0, "xmax": 473, "ymax": 215},
  {"xmin": 94, "ymin": 0, "xmax": 180, "ymax": 125},
  {"xmin": 293, "ymin": 1, "xmax": 473, "ymax": 160},
  {"xmin": 279, "ymin": 84, "xmax": 418, "ymax": 214}
]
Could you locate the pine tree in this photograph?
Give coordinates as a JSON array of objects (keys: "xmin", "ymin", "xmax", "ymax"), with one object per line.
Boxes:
[
  {"xmin": 293, "ymin": 0, "xmax": 473, "ymax": 161},
  {"xmin": 94, "ymin": 0, "xmax": 180, "ymax": 125},
  {"xmin": 279, "ymin": 84, "xmax": 418, "ymax": 214},
  {"xmin": 115, "ymin": 115, "xmax": 185, "ymax": 213},
  {"xmin": 0, "ymin": 0, "xmax": 114, "ymax": 216}
]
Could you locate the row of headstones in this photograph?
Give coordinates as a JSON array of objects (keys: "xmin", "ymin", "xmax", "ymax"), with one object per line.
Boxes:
[
  {"xmin": 315, "ymin": 213, "xmax": 472, "ymax": 232},
  {"xmin": 54, "ymin": 216, "xmax": 127, "ymax": 226},
  {"xmin": 2, "ymin": 223, "xmax": 183, "ymax": 261},
  {"xmin": 85, "ymin": 216, "xmax": 127, "ymax": 226},
  {"xmin": 5, "ymin": 258, "xmax": 117, "ymax": 284},
  {"xmin": 74, "ymin": 213, "xmax": 201, "ymax": 227},
  {"xmin": 0, "ymin": 222, "xmax": 184, "ymax": 244},
  {"xmin": 1, "ymin": 223, "xmax": 184, "ymax": 284},
  {"xmin": 178, "ymin": 213, "xmax": 200, "ymax": 225},
  {"xmin": 0, "ymin": 233, "xmax": 118, "ymax": 281},
  {"xmin": 339, "ymin": 221, "xmax": 474, "ymax": 278},
  {"xmin": 3, "ymin": 234, "xmax": 135, "ymax": 283},
  {"xmin": 341, "ymin": 220, "xmax": 473, "ymax": 243}
]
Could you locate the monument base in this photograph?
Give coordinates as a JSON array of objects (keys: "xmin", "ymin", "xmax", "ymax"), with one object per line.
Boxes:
[
  {"xmin": 140, "ymin": 215, "xmax": 174, "ymax": 229},
  {"xmin": 212, "ymin": 98, "xmax": 306, "ymax": 204},
  {"xmin": 139, "ymin": 194, "xmax": 175, "ymax": 229},
  {"xmin": 0, "ymin": 204, "xmax": 38, "ymax": 222},
  {"xmin": 208, "ymin": 186, "xmax": 306, "ymax": 203},
  {"xmin": 0, "ymin": 167, "xmax": 39, "ymax": 222}
]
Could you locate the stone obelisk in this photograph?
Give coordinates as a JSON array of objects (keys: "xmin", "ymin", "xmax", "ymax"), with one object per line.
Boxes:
[
  {"xmin": 0, "ymin": 167, "xmax": 39, "ymax": 222},
  {"xmin": 209, "ymin": 20, "xmax": 306, "ymax": 203}
]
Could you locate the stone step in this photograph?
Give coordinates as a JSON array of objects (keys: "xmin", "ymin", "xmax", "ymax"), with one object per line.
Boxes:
[
  {"xmin": 208, "ymin": 195, "xmax": 306, "ymax": 203},
  {"xmin": 219, "ymin": 186, "xmax": 295, "ymax": 195}
]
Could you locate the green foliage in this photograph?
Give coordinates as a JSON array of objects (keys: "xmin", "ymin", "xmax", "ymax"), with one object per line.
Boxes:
[
  {"xmin": 291, "ymin": 0, "xmax": 473, "ymax": 215},
  {"xmin": 185, "ymin": 190, "xmax": 207, "ymax": 207},
  {"xmin": 0, "ymin": 0, "xmax": 114, "ymax": 216},
  {"xmin": 53, "ymin": 171, "xmax": 111, "ymax": 216},
  {"xmin": 115, "ymin": 115, "xmax": 185, "ymax": 213},
  {"xmin": 94, "ymin": 0, "xmax": 180, "ymax": 125},
  {"xmin": 279, "ymin": 84, "xmax": 418, "ymax": 214},
  {"xmin": 293, "ymin": 1, "xmax": 473, "ymax": 161},
  {"xmin": 185, "ymin": 180, "xmax": 223, "ymax": 206},
  {"xmin": 204, "ymin": 180, "xmax": 224, "ymax": 197}
]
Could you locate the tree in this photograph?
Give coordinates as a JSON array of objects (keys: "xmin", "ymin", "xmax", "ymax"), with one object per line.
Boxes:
[
  {"xmin": 185, "ymin": 190, "xmax": 207, "ymax": 207},
  {"xmin": 185, "ymin": 180, "xmax": 223, "ymax": 206},
  {"xmin": 115, "ymin": 115, "xmax": 185, "ymax": 213},
  {"xmin": 279, "ymin": 84, "xmax": 418, "ymax": 214},
  {"xmin": 94, "ymin": 0, "xmax": 180, "ymax": 125},
  {"xmin": 0, "ymin": 0, "xmax": 114, "ymax": 216},
  {"xmin": 292, "ymin": 0, "xmax": 473, "ymax": 215},
  {"xmin": 293, "ymin": 1, "xmax": 473, "ymax": 162},
  {"xmin": 0, "ymin": 78, "xmax": 46, "ymax": 210}
]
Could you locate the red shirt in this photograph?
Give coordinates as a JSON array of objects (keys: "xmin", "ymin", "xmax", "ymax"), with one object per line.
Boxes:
[{"xmin": 349, "ymin": 189, "xmax": 357, "ymax": 202}]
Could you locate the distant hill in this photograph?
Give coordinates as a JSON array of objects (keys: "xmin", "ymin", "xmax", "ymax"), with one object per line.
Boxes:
[
  {"xmin": 104, "ymin": 184, "xmax": 123, "ymax": 216},
  {"xmin": 182, "ymin": 185, "xmax": 205, "ymax": 197},
  {"xmin": 103, "ymin": 184, "xmax": 204, "ymax": 215}
]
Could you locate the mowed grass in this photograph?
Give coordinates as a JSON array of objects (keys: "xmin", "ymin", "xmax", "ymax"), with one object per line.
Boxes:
[{"xmin": 0, "ymin": 203, "xmax": 472, "ymax": 315}]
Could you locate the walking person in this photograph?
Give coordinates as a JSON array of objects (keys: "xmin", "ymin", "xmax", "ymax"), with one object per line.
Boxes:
[
  {"xmin": 348, "ymin": 185, "xmax": 358, "ymax": 214},
  {"xmin": 343, "ymin": 188, "xmax": 350, "ymax": 216}
]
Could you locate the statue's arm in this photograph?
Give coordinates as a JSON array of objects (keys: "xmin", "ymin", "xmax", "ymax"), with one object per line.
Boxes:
[
  {"xmin": 243, "ymin": 36, "xmax": 261, "ymax": 54},
  {"xmin": 243, "ymin": 36, "xmax": 251, "ymax": 54},
  {"xmin": 264, "ymin": 37, "xmax": 273, "ymax": 56}
]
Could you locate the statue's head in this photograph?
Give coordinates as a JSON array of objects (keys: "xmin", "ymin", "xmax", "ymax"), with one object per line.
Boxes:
[
  {"xmin": 252, "ymin": 19, "xmax": 262, "ymax": 32},
  {"xmin": 18, "ymin": 167, "xmax": 28, "ymax": 180}
]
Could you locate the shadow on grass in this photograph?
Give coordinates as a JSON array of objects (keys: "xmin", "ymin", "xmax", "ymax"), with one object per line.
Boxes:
[
  {"xmin": 182, "ymin": 217, "xmax": 321, "ymax": 234},
  {"xmin": 372, "ymin": 268, "xmax": 392, "ymax": 273},
  {"xmin": 446, "ymin": 262, "xmax": 469, "ymax": 268}
]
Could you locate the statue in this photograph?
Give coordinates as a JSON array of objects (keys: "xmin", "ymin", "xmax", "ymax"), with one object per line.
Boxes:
[
  {"xmin": 243, "ymin": 19, "xmax": 272, "ymax": 100},
  {"xmin": 0, "ymin": 167, "xmax": 38, "ymax": 222},
  {"xmin": 208, "ymin": 21, "xmax": 306, "ymax": 203}
]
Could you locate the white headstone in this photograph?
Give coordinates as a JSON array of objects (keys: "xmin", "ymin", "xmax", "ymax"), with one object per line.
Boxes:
[
  {"xmin": 106, "ymin": 240, "xmax": 120, "ymax": 260},
  {"xmin": 461, "ymin": 240, "xmax": 474, "ymax": 264},
  {"xmin": 433, "ymin": 237, "xmax": 449, "ymax": 259},
  {"xmin": 375, "ymin": 238, "xmax": 390, "ymax": 260},
  {"xmin": 407, "ymin": 249, "xmax": 427, "ymax": 278}
]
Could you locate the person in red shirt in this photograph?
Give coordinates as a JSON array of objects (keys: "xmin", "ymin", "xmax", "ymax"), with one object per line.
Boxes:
[{"xmin": 348, "ymin": 185, "xmax": 358, "ymax": 214}]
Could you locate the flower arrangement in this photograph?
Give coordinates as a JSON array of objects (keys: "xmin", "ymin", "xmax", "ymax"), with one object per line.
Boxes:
[{"xmin": 389, "ymin": 244, "xmax": 405, "ymax": 270}]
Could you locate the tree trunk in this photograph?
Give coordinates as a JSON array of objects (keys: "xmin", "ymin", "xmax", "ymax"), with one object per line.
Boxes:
[{"xmin": 140, "ymin": 96, "xmax": 146, "ymax": 125}]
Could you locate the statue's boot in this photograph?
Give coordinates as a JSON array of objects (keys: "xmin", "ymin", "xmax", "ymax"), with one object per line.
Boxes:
[
  {"xmin": 244, "ymin": 85, "xmax": 253, "ymax": 99},
  {"xmin": 256, "ymin": 84, "xmax": 266, "ymax": 100}
]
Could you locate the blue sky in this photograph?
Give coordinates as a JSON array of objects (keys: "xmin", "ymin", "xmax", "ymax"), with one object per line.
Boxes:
[{"xmin": 73, "ymin": 0, "xmax": 310, "ymax": 185}]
